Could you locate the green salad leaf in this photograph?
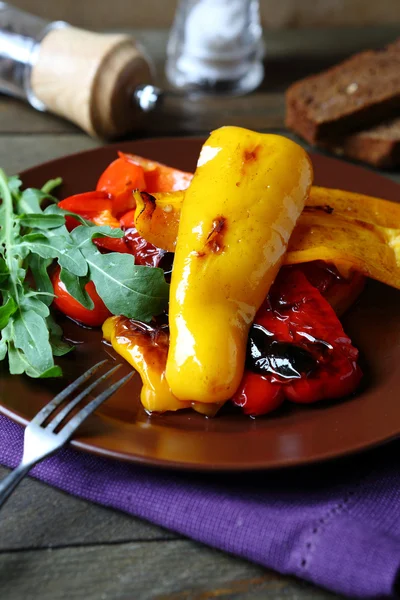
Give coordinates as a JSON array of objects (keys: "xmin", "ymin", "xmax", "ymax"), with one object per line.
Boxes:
[{"xmin": 0, "ymin": 168, "xmax": 169, "ymax": 378}]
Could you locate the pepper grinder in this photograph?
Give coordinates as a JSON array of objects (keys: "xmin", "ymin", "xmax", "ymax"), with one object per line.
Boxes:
[{"xmin": 0, "ymin": 2, "xmax": 162, "ymax": 138}]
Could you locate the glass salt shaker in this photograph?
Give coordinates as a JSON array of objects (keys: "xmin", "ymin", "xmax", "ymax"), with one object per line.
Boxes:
[{"xmin": 166, "ymin": 0, "xmax": 264, "ymax": 95}]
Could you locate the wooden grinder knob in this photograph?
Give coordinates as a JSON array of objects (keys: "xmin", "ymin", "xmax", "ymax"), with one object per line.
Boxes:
[{"xmin": 30, "ymin": 27, "xmax": 154, "ymax": 138}]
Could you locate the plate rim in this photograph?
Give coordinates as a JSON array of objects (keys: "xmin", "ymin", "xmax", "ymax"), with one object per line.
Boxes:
[{"xmin": 1, "ymin": 402, "xmax": 399, "ymax": 472}]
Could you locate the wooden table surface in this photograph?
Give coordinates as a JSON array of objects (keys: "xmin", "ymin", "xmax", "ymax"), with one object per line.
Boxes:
[{"xmin": 0, "ymin": 27, "xmax": 399, "ymax": 600}]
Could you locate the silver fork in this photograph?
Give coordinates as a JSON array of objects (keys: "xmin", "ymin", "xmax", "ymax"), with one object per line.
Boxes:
[{"xmin": 0, "ymin": 360, "xmax": 133, "ymax": 508}]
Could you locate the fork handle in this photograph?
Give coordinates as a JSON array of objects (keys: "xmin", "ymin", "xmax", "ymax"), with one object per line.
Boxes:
[{"xmin": 0, "ymin": 463, "xmax": 32, "ymax": 509}]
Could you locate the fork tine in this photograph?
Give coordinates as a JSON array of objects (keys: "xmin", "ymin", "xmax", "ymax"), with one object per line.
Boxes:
[
  {"xmin": 58, "ymin": 372, "xmax": 134, "ymax": 441},
  {"xmin": 31, "ymin": 360, "xmax": 108, "ymax": 426},
  {"xmin": 45, "ymin": 364, "xmax": 122, "ymax": 432}
]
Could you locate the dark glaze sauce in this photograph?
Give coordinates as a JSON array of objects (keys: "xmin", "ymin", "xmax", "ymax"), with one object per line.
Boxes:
[{"xmin": 246, "ymin": 324, "xmax": 317, "ymax": 380}]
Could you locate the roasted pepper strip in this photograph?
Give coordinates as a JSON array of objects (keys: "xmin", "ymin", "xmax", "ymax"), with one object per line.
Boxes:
[
  {"xmin": 285, "ymin": 209, "xmax": 400, "ymax": 287},
  {"xmin": 134, "ymin": 191, "xmax": 182, "ymax": 252},
  {"xmin": 233, "ymin": 268, "xmax": 362, "ymax": 416},
  {"xmin": 52, "ymin": 266, "xmax": 111, "ymax": 327},
  {"xmin": 134, "ymin": 185, "xmax": 400, "ymax": 289},
  {"xmin": 165, "ymin": 127, "xmax": 313, "ymax": 404},
  {"xmin": 232, "ymin": 371, "xmax": 285, "ymax": 416},
  {"xmin": 120, "ymin": 152, "xmax": 193, "ymax": 192},
  {"xmin": 96, "ymin": 151, "xmax": 191, "ymax": 217},
  {"xmin": 58, "ymin": 191, "xmax": 121, "ymax": 229},
  {"xmin": 295, "ymin": 261, "xmax": 365, "ymax": 316},
  {"xmin": 103, "ymin": 316, "xmax": 190, "ymax": 413},
  {"xmin": 308, "ymin": 186, "xmax": 400, "ymax": 228},
  {"xmin": 102, "ymin": 316, "xmax": 222, "ymax": 416},
  {"xmin": 96, "ymin": 156, "xmax": 146, "ymax": 216}
]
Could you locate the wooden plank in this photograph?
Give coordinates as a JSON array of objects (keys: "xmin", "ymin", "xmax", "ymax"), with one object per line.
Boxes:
[
  {"xmin": 0, "ymin": 93, "xmax": 285, "ymax": 137},
  {"xmin": 9, "ymin": 1, "xmax": 400, "ymax": 29},
  {"xmin": 0, "ymin": 539, "xmax": 340, "ymax": 600},
  {"xmin": 1, "ymin": 26, "xmax": 399, "ymax": 136},
  {"xmin": 0, "ymin": 98, "xmax": 79, "ymax": 134},
  {"xmin": 0, "ymin": 466, "xmax": 177, "ymax": 550}
]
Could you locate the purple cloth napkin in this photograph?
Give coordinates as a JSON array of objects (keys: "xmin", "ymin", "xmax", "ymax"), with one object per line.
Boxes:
[{"xmin": 1, "ymin": 413, "xmax": 399, "ymax": 598}]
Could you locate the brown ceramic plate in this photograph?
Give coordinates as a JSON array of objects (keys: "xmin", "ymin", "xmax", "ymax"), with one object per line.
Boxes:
[{"xmin": 1, "ymin": 137, "xmax": 400, "ymax": 471}]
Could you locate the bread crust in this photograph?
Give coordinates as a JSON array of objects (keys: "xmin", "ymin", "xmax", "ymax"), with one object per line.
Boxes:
[{"xmin": 285, "ymin": 39, "xmax": 400, "ymax": 167}]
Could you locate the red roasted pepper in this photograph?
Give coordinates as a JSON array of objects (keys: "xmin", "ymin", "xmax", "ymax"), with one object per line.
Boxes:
[
  {"xmin": 58, "ymin": 190, "xmax": 120, "ymax": 230},
  {"xmin": 97, "ymin": 208, "xmax": 164, "ymax": 267},
  {"xmin": 96, "ymin": 156, "xmax": 146, "ymax": 216},
  {"xmin": 232, "ymin": 371, "xmax": 285, "ymax": 416},
  {"xmin": 233, "ymin": 268, "xmax": 362, "ymax": 416},
  {"xmin": 58, "ymin": 191, "xmax": 163, "ymax": 262},
  {"xmin": 58, "ymin": 191, "xmax": 127, "ymax": 253},
  {"xmin": 118, "ymin": 152, "xmax": 193, "ymax": 193},
  {"xmin": 51, "ymin": 266, "xmax": 111, "ymax": 327}
]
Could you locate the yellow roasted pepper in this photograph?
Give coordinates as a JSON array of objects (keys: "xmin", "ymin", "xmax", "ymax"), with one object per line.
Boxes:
[
  {"xmin": 285, "ymin": 187, "xmax": 400, "ymax": 288},
  {"xmin": 135, "ymin": 185, "xmax": 400, "ymax": 290},
  {"xmin": 103, "ymin": 316, "xmax": 190, "ymax": 413},
  {"xmin": 103, "ymin": 316, "xmax": 222, "ymax": 415},
  {"xmin": 133, "ymin": 190, "xmax": 182, "ymax": 252},
  {"xmin": 165, "ymin": 127, "xmax": 313, "ymax": 403}
]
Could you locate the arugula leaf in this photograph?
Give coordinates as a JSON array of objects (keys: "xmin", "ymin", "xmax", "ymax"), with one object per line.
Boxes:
[
  {"xmin": 0, "ymin": 297, "xmax": 17, "ymax": 329},
  {"xmin": 7, "ymin": 342, "xmax": 26, "ymax": 375},
  {"xmin": 38, "ymin": 365, "xmax": 64, "ymax": 378},
  {"xmin": 59, "ymin": 268, "xmax": 94, "ymax": 310},
  {"xmin": 0, "ymin": 337, "xmax": 7, "ymax": 361},
  {"xmin": 70, "ymin": 224, "xmax": 124, "ymax": 248},
  {"xmin": 71, "ymin": 225, "xmax": 169, "ymax": 320},
  {"xmin": 16, "ymin": 187, "xmax": 58, "ymax": 215},
  {"xmin": 8, "ymin": 175, "xmax": 22, "ymax": 196},
  {"xmin": 19, "ymin": 232, "xmax": 63, "ymax": 258},
  {"xmin": 28, "ymin": 255, "xmax": 54, "ymax": 306},
  {"xmin": 20, "ymin": 296, "xmax": 50, "ymax": 318},
  {"xmin": 41, "ymin": 177, "xmax": 62, "ymax": 195},
  {"xmin": 1, "ymin": 320, "xmax": 26, "ymax": 375},
  {"xmin": 47, "ymin": 314, "xmax": 74, "ymax": 357},
  {"xmin": 13, "ymin": 309, "xmax": 55, "ymax": 373},
  {"xmin": 86, "ymin": 251, "xmax": 169, "ymax": 321},
  {"xmin": 20, "ymin": 231, "xmax": 88, "ymax": 276},
  {"xmin": 0, "ymin": 257, "xmax": 9, "ymax": 284},
  {"xmin": 45, "ymin": 204, "xmax": 91, "ymax": 226},
  {"xmin": 8, "ymin": 340, "xmax": 62, "ymax": 378},
  {"xmin": 18, "ymin": 213, "xmax": 65, "ymax": 229}
]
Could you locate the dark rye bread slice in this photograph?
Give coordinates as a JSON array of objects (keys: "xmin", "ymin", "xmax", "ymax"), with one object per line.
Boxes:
[
  {"xmin": 326, "ymin": 117, "xmax": 400, "ymax": 168},
  {"xmin": 285, "ymin": 44, "xmax": 400, "ymax": 144}
]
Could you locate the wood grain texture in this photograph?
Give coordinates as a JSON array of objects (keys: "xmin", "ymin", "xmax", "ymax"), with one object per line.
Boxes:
[
  {"xmin": 0, "ymin": 540, "xmax": 340, "ymax": 600},
  {"xmin": 9, "ymin": 0, "xmax": 400, "ymax": 29},
  {"xmin": 0, "ymin": 98, "xmax": 79, "ymax": 134},
  {"xmin": 0, "ymin": 92, "xmax": 286, "ymax": 138},
  {"xmin": 0, "ymin": 466, "xmax": 176, "ymax": 551},
  {"xmin": 1, "ymin": 27, "xmax": 399, "ymax": 139}
]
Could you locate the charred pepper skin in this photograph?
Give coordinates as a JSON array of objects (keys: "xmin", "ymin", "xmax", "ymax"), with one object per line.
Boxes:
[
  {"xmin": 165, "ymin": 127, "xmax": 313, "ymax": 404},
  {"xmin": 103, "ymin": 316, "xmax": 222, "ymax": 416}
]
